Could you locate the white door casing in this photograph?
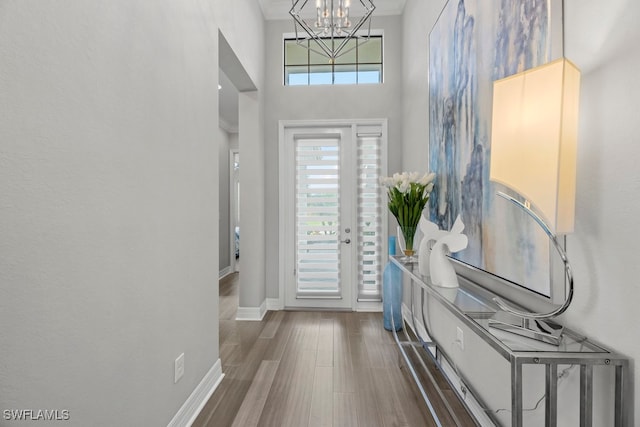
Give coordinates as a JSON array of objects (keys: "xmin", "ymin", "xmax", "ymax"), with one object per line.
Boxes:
[{"xmin": 279, "ymin": 119, "xmax": 387, "ymax": 310}]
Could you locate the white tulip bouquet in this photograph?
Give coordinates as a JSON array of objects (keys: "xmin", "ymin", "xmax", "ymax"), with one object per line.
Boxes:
[{"xmin": 380, "ymin": 172, "xmax": 436, "ymax": 255}]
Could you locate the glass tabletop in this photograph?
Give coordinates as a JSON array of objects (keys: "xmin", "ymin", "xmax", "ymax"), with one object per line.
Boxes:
[{"xmin": 392, "ymin": 256, "xmax": 610, "ymax": 354}]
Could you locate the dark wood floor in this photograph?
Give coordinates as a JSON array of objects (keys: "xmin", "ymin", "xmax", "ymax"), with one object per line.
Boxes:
[{"xmin": 192, "ymin": 273, "xmax": 477, "ymax": 427}]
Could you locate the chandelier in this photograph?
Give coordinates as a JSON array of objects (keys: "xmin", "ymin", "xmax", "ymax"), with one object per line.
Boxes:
[{"xmin": 289, "ymin": 0, "xmax": 376, "ymax": 62}]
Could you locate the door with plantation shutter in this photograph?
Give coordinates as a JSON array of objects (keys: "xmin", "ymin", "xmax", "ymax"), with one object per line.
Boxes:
[{"xmin": 280, "ymin": 120, "xmax": 387, "ymax": 310}]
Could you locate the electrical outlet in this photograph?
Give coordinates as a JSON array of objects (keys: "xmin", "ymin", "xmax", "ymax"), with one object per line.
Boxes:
[
  {"xmin": 174, "ymin": 353, "xmax": 185, "ymax": 384},
  {"xmin": 456, "ymin": 327, "xmax": 464, "ymax": 350}
]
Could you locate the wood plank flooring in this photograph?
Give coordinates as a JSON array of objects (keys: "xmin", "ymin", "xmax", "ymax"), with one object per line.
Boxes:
[{"xmin": 192, "ymin": 273, "xmax": 477, "ymax": 427}]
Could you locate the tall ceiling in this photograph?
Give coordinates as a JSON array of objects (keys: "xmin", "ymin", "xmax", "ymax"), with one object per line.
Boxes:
[
  {"xmin": 257, "ymin": 0, "xmax": 407, "ymax": 20},
  {"xmin": 219, "ymin": 0, "xmax": 407, "ymax": 132}
]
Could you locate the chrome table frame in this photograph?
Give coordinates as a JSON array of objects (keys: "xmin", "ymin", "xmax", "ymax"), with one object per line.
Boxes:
[{"xmin": 390, "ymin": 256, "xmax": 630, "ymax": 427}]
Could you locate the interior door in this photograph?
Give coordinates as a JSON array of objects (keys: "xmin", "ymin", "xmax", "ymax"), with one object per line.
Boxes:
[{"xmin": 284, "ymin": 126, "xmax": 354, "ymax": 309}]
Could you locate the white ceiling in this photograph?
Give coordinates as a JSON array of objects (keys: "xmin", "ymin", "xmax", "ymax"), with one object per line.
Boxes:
[{"xmin": 257, "ymin": 0, "xmax": 407, "ymax": 20}]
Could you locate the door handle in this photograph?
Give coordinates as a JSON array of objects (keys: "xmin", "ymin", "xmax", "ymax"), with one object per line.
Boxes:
[{"xmin": 341, "ymin": 238, "xmax": 351, "ymax": 244}]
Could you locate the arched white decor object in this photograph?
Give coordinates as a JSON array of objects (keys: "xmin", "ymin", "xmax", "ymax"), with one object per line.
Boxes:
[
  {"xmin": 429, "ymin": 216, "xmax": 468, "ymax": 288},
  {"xmin": 418, "ymin": 215, "xmax": 464, "ymax": 277},
  {"xmin": 417, "ymin": 216, "xmax": 446, "ymax": 276}
]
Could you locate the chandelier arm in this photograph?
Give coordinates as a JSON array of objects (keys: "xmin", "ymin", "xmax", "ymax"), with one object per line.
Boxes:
[
  {"xmin": 291, "ymin": 10, "xmax": 335, "ymax": 58},
  {"xmin": 333, "ymin": 9, "xmax": 373, "ymax": 57},
  {"xmin": 492, "ymin": 191, "xmax": 575, "ymax": 320},
  {"xmin": 290, "ymin": 0, "xmax": 375, "ymax": 60}
]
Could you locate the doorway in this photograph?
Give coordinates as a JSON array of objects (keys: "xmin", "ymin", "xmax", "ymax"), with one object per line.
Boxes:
[
  {"xmin": 229, "ymin": 149, "xmax": 240, "ymax": 272},
  {"xmin": 218, "ymin": 28, "xmax": 256, "ymax": 280},
  {"xmin": 279, "ymin": 120, "xmax": 388, "ymax": 310}
]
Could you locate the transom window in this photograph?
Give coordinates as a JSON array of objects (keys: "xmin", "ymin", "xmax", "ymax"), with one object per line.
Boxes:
[{"xmin": 284, "ymin": 36, "xmax": 383, "ymax": 86}]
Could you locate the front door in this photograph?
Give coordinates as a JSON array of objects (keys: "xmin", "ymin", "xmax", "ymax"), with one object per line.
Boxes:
[{"xmin": 281, "ymin": 120, "xmax": 387, "ymax": 310}]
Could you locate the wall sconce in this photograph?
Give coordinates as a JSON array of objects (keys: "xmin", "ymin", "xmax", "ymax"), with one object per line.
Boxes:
[{"xmin": 489, "ymin": 58, "xmax": 581, "ymax": 345}]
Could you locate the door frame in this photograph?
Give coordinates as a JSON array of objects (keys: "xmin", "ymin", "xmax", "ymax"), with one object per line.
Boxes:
[
  {"xmin": 229, "ymin": 148, "xmax": 240, "ymax": 273},
  {"xmin": 278, "ymin": 118, "xmax": 388, "ymax": 311}
]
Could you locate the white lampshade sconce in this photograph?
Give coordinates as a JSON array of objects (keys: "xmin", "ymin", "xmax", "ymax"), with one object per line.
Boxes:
[{"xmin": 489, "ymin": 58, "xmax": 581, "ymax": 345}]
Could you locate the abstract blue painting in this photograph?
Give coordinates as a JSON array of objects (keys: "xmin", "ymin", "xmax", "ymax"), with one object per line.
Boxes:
[{"xmin": 428, "ymin": 0, "xmax": 562, "ymax": 296}]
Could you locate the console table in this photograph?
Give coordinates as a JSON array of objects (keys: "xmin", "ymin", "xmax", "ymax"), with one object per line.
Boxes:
[{"xmin": 390, "ymin": 256, "xmax": 630, "ymax": 427}]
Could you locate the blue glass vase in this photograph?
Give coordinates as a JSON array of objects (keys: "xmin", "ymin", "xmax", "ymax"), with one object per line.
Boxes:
[{"xmin": 383, "ymin": 236, "xmax": 403, "ymax": 331}]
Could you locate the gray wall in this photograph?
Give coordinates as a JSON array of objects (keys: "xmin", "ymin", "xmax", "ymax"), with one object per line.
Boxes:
[
  {"xmin": 0, "ymin": 0, "xmax": 264, "ymax": 425},
  {"xmin": 219, "ymin": 127, "xmax": 231, "ymax": 272},
  {"xmin": 264, "ymin": 15, "xmax": 404, "ymax": 299},
  {"xmin": 238, "ymin": 90, "xmax": 267, "ymax": 309},
  {"xmin": 402, "ymin": 0, "xmax": 639, "ymax": 423}
]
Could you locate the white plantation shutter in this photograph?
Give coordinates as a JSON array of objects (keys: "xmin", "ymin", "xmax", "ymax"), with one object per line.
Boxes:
[
  {"xmin": 295, "ymin": 138, "xmax": 342, "ymax": 298},
  {"xmin": 284, "ymin": 121, "xmax": 387, "ymax": 308},
  {"xmin": 357, "ymin": 132, "xmax": 383, "ymax": 301}
]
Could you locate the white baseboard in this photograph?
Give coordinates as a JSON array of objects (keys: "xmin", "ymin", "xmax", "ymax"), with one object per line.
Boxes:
[
  {"xmin": 219, "ymin": 266, "xmax": 232, "ymax": 279},
  {"xmin": 167, "ymin": 359, "xmax": 224, "ymax": 427},
  {"xmin": 264, "ymin": 299, "xmax": 381, "ymax": 312},
  {"xmin": 356, "ymin": 301, "xmax": 383, "ymax": 312},
  {"xmin": 236, "ymin": 300, "xmax": 267, "ymax": 321},
  {"xmin": 266, "ymin": 298, "xmax": 282, "ymax": 311}
]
